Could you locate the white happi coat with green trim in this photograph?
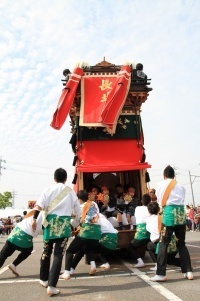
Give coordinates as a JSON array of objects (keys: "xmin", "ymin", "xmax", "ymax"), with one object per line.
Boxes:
[
  {"xmin": 134, "ymin": 206, "xmax": 150, "ymax": 240},
  {"xmin": 36, "ymin": 183, "xmax": 81, "ymax": 240}
]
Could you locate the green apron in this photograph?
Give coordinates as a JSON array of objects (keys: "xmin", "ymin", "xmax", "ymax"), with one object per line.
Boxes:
[
  {"xmin": 78, "ymin": 223, "xmax": 101, "ymax": 240},
  {"xmin": 135, "ymin": 222, "xmax": 150, "ymax": 240},
  {"xmin": 99, "ymin": 233, "xmax": 118, "ymax": 250},
  {"xmin": 43, "ymin": 215, "xmax": 71, "ymax": 240},
  {"xmin": 162, "ymin": 205, "xmax": 186, "ymax": 226},
  {"xmin": 8, "ymin": 226, "xmax": 33, "ymax": 248},
  {"xmin": 156, "ymin": 234, "xmax": 177, "ymax": 254}
]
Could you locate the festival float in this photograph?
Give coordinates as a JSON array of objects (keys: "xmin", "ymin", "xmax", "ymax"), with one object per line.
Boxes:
[{"xmin": 51, "ymin": 58, "xmax": 152, "ymax": 249}]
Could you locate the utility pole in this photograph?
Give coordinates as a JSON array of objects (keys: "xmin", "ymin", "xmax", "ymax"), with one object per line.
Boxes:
[
  {"xmin": 188, "ymin": 171, "xmax": 200, "ymax": 208},
  {"xmin": 0, "ymin": 156, "xmax": 6, "ymax": 180},
  {"xmin": 173, "ymin": 165, "xmax": 179, "ymax": 180},
  {"xmin": 12, "ymin": 189, "xmax": 17, "ymax": 209},
  {"xmin": 189, "ymin": 171, "xmax": 195, "ymax": 207}
]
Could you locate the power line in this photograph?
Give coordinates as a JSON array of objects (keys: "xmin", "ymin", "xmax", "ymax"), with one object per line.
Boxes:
[
  {"xmin": 11, "ymin": 189, "xmax": 17, "ymax": 209},
  {"xmin": 0, "ymin": 157, "xmax": 6, "ymax": 180},
  {"xmin": 188, "ymin": 171, "xmax": 200, "ymax": 207},
  {"xmin": 0, "ymin": 156, "xmax": 6, "ymax": 179},
  {"xmin": 18, "ymin": 193, "xmax": 40, "ymax": 197},
  {"xmin": 3, "ymin": 160, "xmax": 75, "ymax": 176},
  {"xmin": 5, "ymin": 167, "xmax": 75, "ymax": 176},
  {"xmin": 6, "ymin": 161, "xmax": 56, "ymax": 170},
  {"xmin": 180, "ymin": 164, "xmax": 200, "ymax": 172},
  {"xmin": 182, "ymin": 179, "xmax": 200, "ymax": 186},
  {"xmin": 6, "ymin": 167, "xmax": 51, "ymax": 176},
  {"xmin": 4, "ymin": 165, "xmax": 74, "ymax": 175}
]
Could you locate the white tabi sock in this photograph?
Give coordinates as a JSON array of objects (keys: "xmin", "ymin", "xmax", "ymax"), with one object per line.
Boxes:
[
  {"xmin": 90, "ymin": 261, "xmax": 96, "ymax": 269},
  {"xmin": 137, "ymin": 258, "xmax": 144, "ymax": 265}
]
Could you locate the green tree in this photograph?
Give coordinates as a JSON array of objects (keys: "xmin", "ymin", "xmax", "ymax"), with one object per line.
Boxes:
[{"xmin": 0, "ymin": 191, "xmax": 12, "ymax": 209}]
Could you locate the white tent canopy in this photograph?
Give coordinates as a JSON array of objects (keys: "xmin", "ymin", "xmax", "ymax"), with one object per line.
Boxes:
[{"xmin": 0, "ymin": 208, "xmax": 32, "ymax": 219}]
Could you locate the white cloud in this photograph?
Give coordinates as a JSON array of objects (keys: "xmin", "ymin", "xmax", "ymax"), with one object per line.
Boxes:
[{"xmin": 0, "ymin": 0, "xmax": 200, "ymax": 208}]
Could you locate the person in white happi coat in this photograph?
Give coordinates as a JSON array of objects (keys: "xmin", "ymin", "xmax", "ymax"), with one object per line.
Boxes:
[
  {"xmin": 64, "ymin": 212, "xmax": 118, "ymax": 276},
  {"xmin": 150, "ymin": 165, "xmax": 193, "ymax": 282},
  {"xmin": 0, "ymin": 211, "xmax": 43, "ymax": 276},
  {"xmin": 146, "ymin": 201, "xmax": 181, "ymax": 271},
  {"xmin": 128, "ymin": 193, "xmax": 151, "ymax": 268},
  {"xmin": 60, "ymin": 190, "xmax": 102, "ymax": 279},
  {"xmin": 32, "ymin": 168, "xmax": 81, "ymax": 297}
]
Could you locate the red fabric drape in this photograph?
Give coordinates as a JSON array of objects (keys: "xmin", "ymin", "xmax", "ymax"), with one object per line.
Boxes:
[
  {"xmin": 76, "ymin": 140, "xmax": 150, "ymax": 172},
  {"xmin": 100, "ymin": 65, "xmax": 131, "ymax": 133},
  {"xmin": 51, "ymin": 67, "xmax": 83, "ymax": 130}
]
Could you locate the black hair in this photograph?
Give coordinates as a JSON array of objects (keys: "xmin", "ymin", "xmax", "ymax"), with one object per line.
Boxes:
[
  {"xmin": 163, "ymin": 165, "xmax": 175, "ymax": 179},
  {"xmin": 77, "ymin": 190, "xmax": 88, "ymax": 202},
  {"xmin": 123, "ymin": 184, "xmax": 130, "ymax": 192},
  {"xmin": 54, "ymin": 168, "xmax": 67, "ymax": 183},
  {"xmin": 142, "ymin": 193, "xmax": 151, "ymax": 206},
  {"xmin": 91, "ymin": 187, "xmax": 99, "ymax": 193},
  {"xmin": 87, "ymin": 177, "xmax": 94, "ymax": 184},
  {"xmin": 128, "ymin": 187, "xmax": 135, "ymax": 191},
  {"xmin": 115, "ymin": 184, "xmax": 123, "ymax": 188},
  {"xmin": 147, "ymin": 202, "xmax": 160, "ymax": 215}
]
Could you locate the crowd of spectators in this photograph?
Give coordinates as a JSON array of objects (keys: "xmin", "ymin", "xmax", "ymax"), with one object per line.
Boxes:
[
  {"xmin": 0, "ymin": 211, "xmax": 27, "ymax": 236},
  {"xmin": 185, "ymin": 204, "xmax": 200, "ymax": 231}
]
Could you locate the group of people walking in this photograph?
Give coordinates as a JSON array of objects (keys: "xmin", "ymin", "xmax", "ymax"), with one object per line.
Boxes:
[{"xmin": 0, "ymin": 165, "xmax": 194, "ymax": 296}]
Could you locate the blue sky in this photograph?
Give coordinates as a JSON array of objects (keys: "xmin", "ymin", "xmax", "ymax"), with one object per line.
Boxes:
[{"xmin": 0, "ymin": 0, "xmax": 200, "ymax": 209}]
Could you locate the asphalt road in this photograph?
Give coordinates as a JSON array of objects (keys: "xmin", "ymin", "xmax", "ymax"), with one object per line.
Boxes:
[{"xmin": 0, "ymin": 231, "xmax": 200, "ymax": 301}]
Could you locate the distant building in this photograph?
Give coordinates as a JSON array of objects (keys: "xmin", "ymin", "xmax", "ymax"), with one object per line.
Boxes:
[{"xmin": 28, "ymin": 200, "xmax": 36, "ymax": 209}]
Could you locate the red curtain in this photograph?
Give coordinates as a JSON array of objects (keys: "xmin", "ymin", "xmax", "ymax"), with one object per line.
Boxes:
[{"xmin": 76, "ymin": 140, "xmax": 150, "ymax": 172}]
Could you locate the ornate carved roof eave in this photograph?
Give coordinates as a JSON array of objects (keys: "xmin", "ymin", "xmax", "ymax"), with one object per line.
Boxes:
[
  {"xmin": 123, "ymin": 91, "xmax": 149, "ymax": 110},
  {"xmin": 95, "ymin": 58, "xmax": 115, "ymax": 67},
  {"xmin": 83, "ymin": 58, "xmax": 121, "ymax": 73}
]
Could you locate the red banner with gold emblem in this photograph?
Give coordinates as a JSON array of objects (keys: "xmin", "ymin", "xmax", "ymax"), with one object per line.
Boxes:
[
  {"xmin": 80, "ymin": 75, "xmax": 118, "ymax": 127},
  {"xmin": 80, "ymin": 66, "xmax": 131, "ymax": 134}
]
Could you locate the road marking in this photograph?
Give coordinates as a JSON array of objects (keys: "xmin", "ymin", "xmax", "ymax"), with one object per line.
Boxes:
[
  {"xmin": 0, "ymin": 279, "xmax": 40, "ymax": 284},
  {"xmin": 118, "ymin": 257, "xmax": 183, "ymax": 301},
  {"xmin": 187, "ymin": 244, "xmax": 200, "ymax": 249},
  {"xmin": 139, "ymin": 274, "xmax": 183, "ymax": 301},
  {"xmin": 0, "ymin": 266, "xmax": 8, "ymax": 275},
  {"xmin": 0, "ymin": 273, "xmax": 144, "ymax": 284},
  {"xmin": 0, "ymin": 266, "xmax": 199, "ymax": 287}
]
